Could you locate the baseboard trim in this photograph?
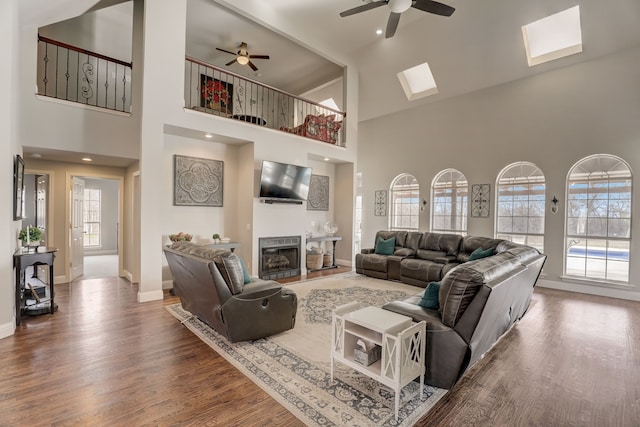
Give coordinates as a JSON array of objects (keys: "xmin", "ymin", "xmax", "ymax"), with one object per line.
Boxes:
[
  {"xmin": 0, "ymin": 320, "xmax": 15, "ymax": 339},
  {"xmin": 335, "ymin": 258, "xmax": 352, "ymax": 267},
  {"xmin": 537, "ymin": 278, "xmax": 640, "ymax": 301},
  {"xmin": 137, "ymin": 289, "xmax": 164, "ymax": 303},
  {"xmin": 54, "ymin": 275, "xmax": 68, "ymax": 285},
  {"xmin": 162, "ymin": 280, "xmax": 174, "ymax": 290}
]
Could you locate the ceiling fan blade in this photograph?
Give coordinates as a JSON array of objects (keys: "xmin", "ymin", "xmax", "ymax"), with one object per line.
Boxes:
[
  {"xmin": 339, "ymin": 1, "xmax": 387, "ymax": 17},
  {"xmin": 216, "ymin": 47, "xmax": 237, "ymax": 56},
  {"xmin": 385, "ymin": 12, "xmax": 401, "ymax": 38},
  {"xmin": 412, "ymin": 0, "xmax": 455, "ymax": 16},
  {"xmin": 248, "ymin": 60, "xmax": 258, "ymax": 71},
  {"xmin": 225, "ymin": 58, "xmax": 238, "ymax": 66},
  {"xmin": 249, "ymin": 55, "xmax": 270, "ymax": 60}
]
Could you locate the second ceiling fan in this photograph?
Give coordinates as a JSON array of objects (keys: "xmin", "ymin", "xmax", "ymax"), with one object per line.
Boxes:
[
  {"xmin": 216, "ymin": 42, "xmax": 270, "ymax": 71},
  {"xmin": 340, "ymin": 0, "xmax": 455, "ymax": 39}
]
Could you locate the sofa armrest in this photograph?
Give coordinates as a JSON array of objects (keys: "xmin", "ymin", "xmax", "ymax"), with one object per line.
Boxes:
[
  {"xmin": 222, "ymin": 285, "xmax": 297, "ymax": 342},
  {"xmin": 361, "ymin": 248, "xmax": 375, "ymax": 254}
]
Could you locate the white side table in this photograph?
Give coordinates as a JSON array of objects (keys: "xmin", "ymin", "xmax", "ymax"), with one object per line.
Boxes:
[{"xmin": 330, "ymin": 303, "xmax": 426, "ymax": 420}]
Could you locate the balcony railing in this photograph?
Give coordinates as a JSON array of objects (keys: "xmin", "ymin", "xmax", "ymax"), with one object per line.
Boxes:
[
  {"xmin": 37, "ymin": 35, "xmax": 132, "ymax": 113},
  {"xmin": 185, "ymin": 57, "xmax": 346, "ymax": 147}
]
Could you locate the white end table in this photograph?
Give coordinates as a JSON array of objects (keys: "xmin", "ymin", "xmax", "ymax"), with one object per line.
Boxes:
[{"xmin": 330, "ymin": 303, "xmax": 426, "ymax": 420}]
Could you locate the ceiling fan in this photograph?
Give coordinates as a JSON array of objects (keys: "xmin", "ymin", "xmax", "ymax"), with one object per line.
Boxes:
[
  {"xmin": 339, "ymin": 0, "xmax": 455, "ymax": 39},
  {"xmin": 216, "ymin": 42, "xmax": 270, "ymax": 71}
]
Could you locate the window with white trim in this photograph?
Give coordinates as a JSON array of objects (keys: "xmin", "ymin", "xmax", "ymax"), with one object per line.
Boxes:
[
  {"xmin": 496, "ymin": 162, "xmax": 546, "ymax": 252},
  {"xmin": 83, "ymin": 188, "xmax": 101, "ymax": 247},
  {"xmin": 389, "ymin": 174, "xmax": 419, "ymax": 230},
  {"xmin": 565, "ymin": 154, "xmax": 632, "ymax": 283},
  {"xmin": 431, "ymin": 169, "xmax": 468, "ymax": 235}
]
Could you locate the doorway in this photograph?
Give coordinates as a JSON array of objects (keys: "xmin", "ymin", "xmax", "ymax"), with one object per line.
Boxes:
[{"xmin": 68, "ymin": 174, "xmax": 124, "ymax": 281}]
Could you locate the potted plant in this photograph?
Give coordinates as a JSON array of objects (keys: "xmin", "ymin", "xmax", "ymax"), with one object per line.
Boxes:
[
  {"xmin": 18, "ymin": 226, "xmax": 43, "ymax": 246},
  {"xmin": 212, "ymin": 233, "xmax": 221, "ymax": 244}
]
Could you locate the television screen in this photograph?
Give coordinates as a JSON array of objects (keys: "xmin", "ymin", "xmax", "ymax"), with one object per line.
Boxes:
[{"xmin": 259, "ymin": 160, "xmax": 312, "ymax": 202}]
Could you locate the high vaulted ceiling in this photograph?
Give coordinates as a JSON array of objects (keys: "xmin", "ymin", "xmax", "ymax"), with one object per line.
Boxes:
[
  {"xmin": 211, "ymin": 0, "xmax": 640, "ymax": 121},
  {"xmin": 24, "ymin": 0, "xmax": 640, "ymax": 123}
]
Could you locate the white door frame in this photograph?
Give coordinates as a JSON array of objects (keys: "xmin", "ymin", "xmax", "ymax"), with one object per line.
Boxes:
[{"xmin": 65, "ymin": 171, "xmax": 125, "ymax": 282}]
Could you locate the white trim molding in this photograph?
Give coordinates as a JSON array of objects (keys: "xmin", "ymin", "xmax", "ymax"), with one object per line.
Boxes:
[
  {"xmin": 0, "ymin": 321, "xmax": 15, "ymax": 339},
  {"xmin": 537, "ymin": 279, "xmax": 640, "ymax": 302},
  {"xmin": 137, "ymin": 290, "xmax": 164, "ymax": 303}
]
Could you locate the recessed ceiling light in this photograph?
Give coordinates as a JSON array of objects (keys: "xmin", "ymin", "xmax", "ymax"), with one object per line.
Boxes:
[
  {"xmin": 31, "ymin": 153, "xmax": 42, "ymax": 159},
  {"xmin": 376, "ymin": 29, "xmax": 383, "ymax": 35},
  {"xmin": 82, "ymin": 157, "xmax": 93, "ymax": 162},
  {"xmin": 205, "ymin": 133, "xmax": 213, "ymax": 138},
  {"xmin": 324, "ymin": 157, "xmax": 330, "ymax": 162}
]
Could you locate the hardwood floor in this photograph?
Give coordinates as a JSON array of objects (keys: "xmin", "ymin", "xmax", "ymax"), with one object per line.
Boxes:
[{"xmin": 1, "ymin": 272, "xmax": 639, "ymax": 426}]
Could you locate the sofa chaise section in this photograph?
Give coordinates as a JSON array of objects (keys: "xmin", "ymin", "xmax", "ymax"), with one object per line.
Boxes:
[{"xmin": 383, "ymin": 239, "xmax": 546, "ymax": 389}]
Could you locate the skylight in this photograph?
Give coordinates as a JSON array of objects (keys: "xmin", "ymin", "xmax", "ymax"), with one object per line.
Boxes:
[
  {"xmin": 522, "ymin": 5, "xmax": 582, "ymax": 67},
  {"xmin": 397, "ymin": 62, "xmax": 438, "ymax": 101}
]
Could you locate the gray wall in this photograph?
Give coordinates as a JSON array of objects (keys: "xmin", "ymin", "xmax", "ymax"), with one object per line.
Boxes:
[{"xmin": 358, "ymin": 46, "xmax": 640, "ymax": 298}]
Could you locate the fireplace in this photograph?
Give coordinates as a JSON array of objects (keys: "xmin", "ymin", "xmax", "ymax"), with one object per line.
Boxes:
[{"xmin": 259, "ymin": 236, "xmax": 301, "ymax": 280}]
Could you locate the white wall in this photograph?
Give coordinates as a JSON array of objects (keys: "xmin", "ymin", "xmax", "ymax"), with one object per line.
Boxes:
[
  {"xmin": 0, "ymin": 0, "xmax": 19, "ymax": 338},
  {"xmin": 40, "ymin": 2, "xmax": 133, "ymax": 62},
  {"xmin": 358, "ymin": 46, "xmax": 640, "ymax": 299}
]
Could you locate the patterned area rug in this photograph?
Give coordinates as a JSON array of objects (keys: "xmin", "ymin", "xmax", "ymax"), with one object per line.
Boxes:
[{"xmin": 165, "ymin": 272, "xmax": 447, "ymax": 426}]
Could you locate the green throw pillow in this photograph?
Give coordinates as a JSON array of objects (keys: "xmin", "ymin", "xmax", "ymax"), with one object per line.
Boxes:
[
  {"xmin": 374, "ymin": 236, "xmax": 396, "ymax": 255},
  {"xmin": 468, "ymin": 246, "xmax": 494, "ymax": 261},
  {"xmin": 418, "ymin": 281, "xmax": 440, "ymax": 310},
  {"xmin": 238, "ymin": 256, "xmax": 252, "ymax": 284}
]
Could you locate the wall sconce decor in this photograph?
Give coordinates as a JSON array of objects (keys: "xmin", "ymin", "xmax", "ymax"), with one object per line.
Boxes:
[
  {"xmin": 551, "ymin": 196, "xmax": 559, "ymax": 213},
  {"xmin": 420, "ymin": 199, "xmax": 428, "ymax": 212}
]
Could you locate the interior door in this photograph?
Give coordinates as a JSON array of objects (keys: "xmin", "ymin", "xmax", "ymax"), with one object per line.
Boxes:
[{"xmin": 70, "ymin": 177, "xmax": 85, "ymax": 280}]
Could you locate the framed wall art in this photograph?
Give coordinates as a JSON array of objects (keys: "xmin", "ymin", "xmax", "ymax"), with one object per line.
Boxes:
[
  {"xmin": 13, "ymin": 155, "xmax": 25, "ymax": 220},
  {"xmin": 374, "ymin": 190, "xmax": 387, "ymax": 216},
  {"xmin": 174, "ymin": 155, "xmax": 224, "ymax": 207},
  {"xmin": 307, "ymin": 174, "xmax": 329, "ymax": 211},
  {"xmin": 471, "ymin": 184, "xmax": 490, "ymax": 218},
  {"xmin": 200, "ymin": 74, "xmax": 233, "ymax": 114}
]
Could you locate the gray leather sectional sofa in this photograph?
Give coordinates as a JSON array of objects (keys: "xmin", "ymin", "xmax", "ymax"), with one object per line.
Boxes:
[
  {"xmin": 164, "ymin": 242, "xmax": 297, "ymax": 342},
  {"xmin": 357, "ymin": 231, "xmax": 546, "ymax": 389}
]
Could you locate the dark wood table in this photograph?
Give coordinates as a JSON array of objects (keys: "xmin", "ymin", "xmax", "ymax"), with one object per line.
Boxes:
[{"xmin": 14, "ymin": 246, "xmax": 58, "ymax": 325}]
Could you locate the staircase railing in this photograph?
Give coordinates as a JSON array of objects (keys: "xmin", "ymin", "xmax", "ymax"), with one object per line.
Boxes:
[
  {"xmin": 37, "ymin": 35, "xmax": 132, "ymax": 113},
  {"xmin": 185, "ymin": 56, "xmax": 346, "ymax": 147}
]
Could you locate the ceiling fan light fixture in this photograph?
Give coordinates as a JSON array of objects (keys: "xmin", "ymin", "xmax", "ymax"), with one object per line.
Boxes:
[
  {"xmin": 389, "ymin": 0, "xmax": 412, "ymax": 13},
  {"xmin": 236, "ymin": 55, "xmax": 250, "ymax": 65}
]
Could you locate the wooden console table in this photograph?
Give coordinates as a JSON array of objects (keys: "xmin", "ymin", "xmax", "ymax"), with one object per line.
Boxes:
[
  {"xmin": 13, "ymin": 246, "xmax": 58, "ymax": 325},
  {"xmin": 306, "ymin": 236, "xmax": 342, "ymax": 271}
]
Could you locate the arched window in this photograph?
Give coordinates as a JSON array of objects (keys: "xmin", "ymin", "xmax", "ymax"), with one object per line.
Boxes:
[
  {"xmin": 389, "ymin": 174, "xmax": 419, "ymax": 230},
  {"xmin": 431, "ymin": 169, "xmax": 468, "ymax": 235},
  {"xmin": 565, "ymin": 154, "xmax": 632, "ymax": 283},
  {"xmin": 496, "ymin": 162, "xmax": 545, "ymax": 252}
]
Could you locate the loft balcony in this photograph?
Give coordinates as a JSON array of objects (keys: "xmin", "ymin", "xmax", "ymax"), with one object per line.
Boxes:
[
  {"xmin": 34, "ymin": 36, "xmax": 346, "ymax": 148},
  {"xmin": 185, "ymin": 57, "xmax": 346, "ymax": 148},
  {"xmin": 37, "ymin": 35, "xmax": 132, "ymax": 113}
]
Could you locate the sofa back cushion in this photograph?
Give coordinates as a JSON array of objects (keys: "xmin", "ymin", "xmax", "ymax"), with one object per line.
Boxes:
[
  {"xmin": 374, "ymin": 230, "xmax": 407, "ymax": 248},
  {"xmin": 420, "ymin": 233, "xmax": 463, "ymax": 256},
  {"xmin": 405, "ymin": 232, "xmax": 422, "ymax": 252},
  {"xmin": 439, "ymin": 252, "xmax": 520, "ymax": 327},
  {"xmin": 457, "ymin": 236, "xmax": 504, "ymax": 263}
]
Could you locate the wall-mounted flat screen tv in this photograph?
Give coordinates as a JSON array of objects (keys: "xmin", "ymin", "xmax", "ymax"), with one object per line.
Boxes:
[{"xmin": 259, "ymin": 160, "xmax": 312, "ymax": 203}]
